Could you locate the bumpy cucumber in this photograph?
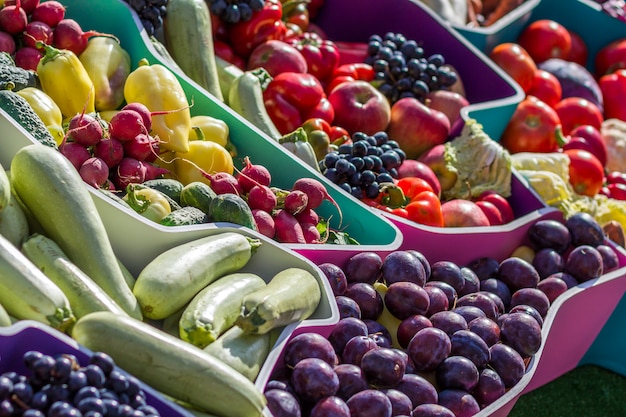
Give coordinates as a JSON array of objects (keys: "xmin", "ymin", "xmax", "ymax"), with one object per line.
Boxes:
[
  {"xmin": 132, "ymin": 232, "xmax": 261, "ymax": 319},
  {"xmin": 203, "ymin": 325, "xmax": 271, "ymax": 382},
  {"xmin": 179, "ymin": 272, "xmax": 266, "ymax": 348},
  {"xmin": 236, "ymin": 267, "xmax": 322, "ymax": 335},
  {"xmin": 0, "ymin": 89, "xmax": 57, "ymax": 148},
  {"xmin": 159, "ymin": 206, "xmax": 208, "ymax": 226},
  {"xmin": 10, "ymin": 144, "xmax": 142, "ymax": 319},
  {"xmin": 21, "ymin": 234, "xmax": 128, "ymax": 319},
  {"xmin": 142, "ymin": 178, "xmax": 184, "ymax": 204},
  {"xmin": 0, "ymin": 64, "xmax": 40, "ymax": 91},
  {"xmin": 0, "ymin": 233, "xmax": 74, "ymax": 331},
  {"xmin": 208, "ymin": 193, "xmax": 257, "ymax": 231},
  {"xmin": 71, "ymin": 311, "xmax": 266, "ymax": 417},
  {"xmin": 180, "ymin": 181, "xmax": 217, "ymax": 215}
]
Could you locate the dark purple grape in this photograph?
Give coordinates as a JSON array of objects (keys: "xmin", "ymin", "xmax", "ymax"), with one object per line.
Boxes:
[
  {"xmin": 508, "ymin": 304, "xmax": 544, "ymax": 328},
  {"xmin": 397, "ymin": 315, "xmax": 433, "ymax": 349},
  {"xmin": 284, "ymin": 333, "xmax": 338, "ymax": 368},
  {"xmin": 346, "ymin": 389, "xmax": 392, "ymax": 417},
  {"xmin": 458, "ymin": 267, "xmax": 480, "ymax": 296},
  {"xmin": 437, "ymin": 389, "xmax": 480, "ymax": 417},
  {"xmin": 341, "ymin": 335, "xmax": 380, "ymax": 366},
  {"xmin": 412, "ymin": 403, "xmax": 455, "ymax": 417},
  {"xmin": 334, "ymin": 364, "xmax": 368, "ymax": 400},
  {"xmin": 344, "ymin": 283, "xmax": 384, "ymax": 321},
  {"xmin": 479, "ymin": 278, "xmax": 512, "ymax": 309},
  {"xmin": 407, "ymin": 327, "xmax": 451, "ymax": 372},
  {"xmin": 565, "ymin": 245, "xmax": 604, "ymax": 282},
  {"xmin": 89, "ymin": 352, "xmax": 115, "ymax": 377},
  {"xmin": 456, "ymin": 292, "xmax": 499, "ymax": 321},
  {"xmin": 406, "ymin": 250, "xmax": 431, "ymax": 280},
  {"xmin": 264, "ymin": 389, "xmax": 302, "ymax": 417},
  {"xmin": 67, "ymin": 370, "xmax": 87, "ymax": 392},
  {"xmin": 474, "ymin": 368, "xmax": 506, "ymax": 408},
  {"xmin": 489, "ymin": 343, "xmax": 526, "ymax": 388},
  {"xmin": 536, "ymin": 276, "xmax": 569, "ymax": 303},
  {"xmin": 335, "ymin": 295, "xmax": 362, "ymax": 319},
  {"xmin": 565, "ymin": 212, "xmax": 605, "ymax": 247},
  {"xmin": 497, "ymin": 257, "xmax": 541, "ymax": 291},
  {"xmin": 384, "ymin": 281, "xmax": 430, "ymax": 320},
  {"xmin": 83, "ymin": 365, "xmax": 106, "ymax": 388},
  {"xmin": 510, "ymin": 288, "xmax": 551, "ymax": 318},
  {"xmin": 382, "ymin": 251, "xmax": 427, "ymax": 286},
  {"xmin": 468, "ymin": 317, "xmax": 501, "ymax": 347},
  {"xmin": 528, "ymin": 219, "xmax": 571, "ymax": 253},
  {"xmin": 382, "ymin": 389, "xmax": 413, "ymax": 417},
  {"xmin": 532, "ymin": 248, "xmax": 565, "ymax": 279},
  {"xmin": 0, "ymin": 377, "xmax": 12, "ymax": 400},
  {"xmin": 13, "ymin": 381, "xmax": 33, "ymax": 404},
  {"xmin": 344, "ymin": 252, "xmax": 383, "ymax": 284},
  {"xmin": 32, "ymin": 356, "xmax": 56, "ymax": 381},
  {"xmin": 449, "ymin": 330, "xmax": 490, "ymax": 369},
  {"xmin": 429, "ymin": 261, "xmax": 464, "ymax": 294},
  {"xmin": 424, "ymin": 281, "xmax": 457, "ymax": 309},
  {"xmin": 435, "ymin": 356, "xmax": 479, "ymax": 391},
  {"xmin": 452, "ymin": 306, "xmax": 486, "ymax": 324},
  {"xmin": 319, "ymin": 263, "xmax": 348, "ymax": 296},
  {"xmin": 597, "ymin": 244, "xmax": 620, "ymax": 273},
  {"xmin": 466, "ymin": 256, "xmax": 500, "ymax": 281},
  {"xmin": 24, "ymin": 351, "xmax": 45, "ymax": 369},
  {"xmin": 499, "ymin": 312, "xmax": 543, "ymax": 357},
  {"xmin": 547, "ymin": 271, "xmax": 579, "ymax": 289},
  {"xmin": 310, "ymin": 395, "xmax": 350, "ymax": 417},
  {"xmin": 429, "ymin": 311, "xmax": 468, "ymax": 336},
  {"xmin": 395, "ymin": 373, "xmax": 438, "ymax": 408},
  {"xmin": 425, "ymin": 285, "xmax": 449, "ymax": 316},
  {"xmin": 363, "ymin": 320, "xmax": 393, "ymax": 347},
  {"xmin": 0, "ymin": 399, "xmax": 13, "ymax": 416},
  {"xmin": 291, "ymin": 358, "xmax": 339, "ymax": 403},
  {"xmin": 76, "ymin": 397, "xmax": 106, "ymax": 415},
  {"xmin": 360, "ymin": 348, "xmax": 406, "ymax": 389}
]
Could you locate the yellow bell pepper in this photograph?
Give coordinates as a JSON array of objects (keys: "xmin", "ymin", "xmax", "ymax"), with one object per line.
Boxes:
[
  {"xmin": 79, "ymin": 37, "xmax": 131, "ymax": 111},
  {"xmin": 124, "ymin": 59, "xmax": 191, "ymax": 153},
  {"xmin": 36, "ymin": 43, "xmax": 96, "ymax": 118},
  {"xmin": 174, "ymin": 140, "xmax": 234, "ymax": 186},
  {"xmin": 16, "ymin": 87, "xmax": 65, "ymax": 145},
  {"xmin": 188, "ymin": 115, "xmax": 238, "ymax": 157}
]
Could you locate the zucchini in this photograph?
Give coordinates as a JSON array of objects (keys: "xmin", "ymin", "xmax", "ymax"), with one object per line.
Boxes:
[
  {"xmin": 163, "ymin": 0, "xmax": 223, "ymax": 101},
  {"xmin": 0, "ymin": 188, "xmax": 30, "ymax": 248},
  {"xmin": 236, "ymin": 268, "xmax": 321, "ymax": 335},
  {"xmin": 215, "ymin": 55, "xmax": 244, "ymax": 105},
  {"xmin": 10, "ymin": 144, "xmax": 142, "ymax": 319},
  {"xmin": 203, "ymin": 325, "xmax": 271, "ymax": 382},
  {"xmin": 208, "ymin": 193, "xmax": 257, "ymax": 231},
  {"xmin": 180, "ymin": 181, "xmax": 216, "ymax": 214},
  {"xmin": 0, "ymin": 233, "xmax": 75, "ymax": 331},
  {"xmin": 71, "ymin": 311, "xmax": 266, "ymax": 417},
  {"xmin": 142, "ymin": 178, "xmax": 184, "ymax": 204},
  {"xmin": 21, "ymin": 234, "xmax": 129, "ymax": 319},
  {"xmin": 0, "ymin": 303, "xmax": 11, "ymax": 327},
  {"xmin": 179, "ymin": 272, "xmax": 266, "ymax": 348},
  {"xmin": 132, "ymin": 232, "xmax": 262, "ymax": 320},
  {"xmin": 0, "ymin": 89, "xmax": 57, "ymax": 148},
  {"xmin": 159, "ymin": 206, "xmax": 208, "ymax": 226},
  {"xmin": 0, "ymin": 166, "xmax": 11, "ymax": 213}
]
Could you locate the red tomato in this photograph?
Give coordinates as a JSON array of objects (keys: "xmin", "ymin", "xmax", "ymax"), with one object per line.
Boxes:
[
  {"xmin": 397, "ymin": 177, "xmax": 434, "ymax": 201},
  {"xmin": 527, "ymin": 69, "xmax": 562, "ymax": 108},
  {"xmin": 595, "ymin": 38, "xmax": 626, "ymax": 77},
  {"xmin": 405, "ymin": 191, "xmax": 444, "ymax": 227},
  {"xmin": 500, "ymin": 95, "xmax": 562, "ymax": 153},
  {"xmin": 563, "ymin": 149, "xmax": 605, "ymax": 196},
  {"xmin": 489, "ymin": 43, "xmax": 537, "ymax": 93},
  {"xmin": 328, "ymin": 125, "xmax": 349, "ymax": 142},
  {"xmin": 517, "ymin": 19, "xmax": 572, "ymax": 64},
  {"xmin": 553, "ymin": 97, "xmax": 604, "ymax": 135},
  {"xmin": 566, "ymin": 29, "xmax": 588, "ymax": 66}
]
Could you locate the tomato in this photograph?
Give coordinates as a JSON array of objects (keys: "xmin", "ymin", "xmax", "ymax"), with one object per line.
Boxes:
[
  {"xmin": 500, "ymin": 95, "xmax": 562, "ymax": 153},
  {"xmin": 397, "ymin": 177, "xmax": 434, "ymax": 201},
  {"xmin": 566, "ymin": 29, "xmax": 588, "ymax": 66},
  {"xmin": 328, "ymin": 125, "xmax": 350, "ymax": 142},
  {"xmin": 405, "ymin": 191, "xmax": 444, "ymax": 227},
  {"xmin": 562, "ymin": 124, "xmax": 608, "ymax": 167},
  {"xmin": 595, "ymin": 38, "xmax": 626, "ymax": 77},
  {"xmin": 489, "ymin": 43, "xmax": 537, "ymax": 93},
  {"xmin": 527, "ymin": 69, "xmax": 562, "ymax": 108},
  {"xmin": 517, "ymin": 19, "xmax": 572, "ymax": 64},
  {"xmin": 302, "ymin": 117, "xmax": 332, "ymax": 135},
  {"xmin": 553, "ymin": 97, "xmax": 604, "ymax": 135},
  {"xmin": 563, "ymin": 149, "xmax": 605, "ymax": 196}
]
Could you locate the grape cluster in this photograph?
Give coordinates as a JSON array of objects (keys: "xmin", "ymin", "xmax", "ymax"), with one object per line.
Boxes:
[
  {"xmin": 365, "ymin": 32, "xmax": 458, "ymax": 105},
  {"xmin": 0, "ymin": 350, "xmax": 161, "ymax": 417},
  {"xmin": 124, "ymin": 0, "xmax": 168, "ymax": 36},
  {"xmin": 206, "ymin": 0, "xmax": 266, "ymax": 24},
  {"xmin": 319, "ymin": 131, "xmax": 406, "ymax": 200}
]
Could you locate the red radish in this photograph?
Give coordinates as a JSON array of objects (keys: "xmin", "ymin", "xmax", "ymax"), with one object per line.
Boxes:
[
  {"xmin": 295, "ymin": 207, "xmax": 320, "ymax": 225},
  {"xmin": 14, "ymin": 46, "xmax": 43, "ymax": 71},
  {"xmin": 112, "ymin": 157, "xmax": 146, "ymax": 189},
  {"xmin": 0, "ymin": 32, "xmax": 16, "ymax": 54},
  {"xmin": 123, "ymin": 133, "xmax": 157, "ymax": 161},
  {"xmin": 284, "ymin": 190, "xmax": 308, "ymax": 215},
  {"xmin": 122, "ymin": 102, "xmax": 153, "ymax": 132},
  {"xmin": 102, "ymin": 179, "xmax": 116, "ymax": 191},
  {"xmin": 143, "ymin": 136, "xmax": 161, "ymax": 163},
  {"xmin": 301, "ymin": 222, "xmax": 322, "ymax": 243},
  {"xmin": 93, "ymin": 137, "xmax": 124, "ymax": 168},
  {"xmin": 252, "ymin": 209, "xmax": 276, "ymax": 238},
  {"xmin": 31, "ymin": 0, "xmax": 66, "ymax": 27},
  {"xmin": 6, "ymin": 0, "xmax": 39, "ymax": 14},
  {"xmin": 247, "ymin": 184, "xmax": 277, "ymax": 213},
  {"xmin": 141, "ymin": 161, "xmax": 169, "ymax": 181},
  {"xmin": 237, "ymin": 156, "xmax": 271, "ymax": 192},
  {"xmin": 108, "ymin": 109, "xmax": 147, "ymax": 142},
  {"xmin": 292, "ymin": 177, "xmax": 341, "ymax": 219},
  {"xmin": 204, "ymin": 172, "xmax": 242, "ymax": 195},
  {"xmin": 79, "ymin": 157, "xmax": 109, "ymax": 188},
  {"xmin": 0, "ymin": 0, "xmax": 28, "ymax": 35},
  {"xmin": 59, "ymin": 141, "xmax": 91, "ymax": 171},
  {"xmin": 52, "ymin": 18, "xmax": 113, "ymax": 56},
  {"xmin": 22, "ymin": 20, "xmax": 54, "ymax": 49},
  {"xmin": 274, "ymin": 209, "xmax": 306, "ymax": 243},
  {"xmin": 67, "ymin": 113, "xmax": 104, "ymax": 146}
]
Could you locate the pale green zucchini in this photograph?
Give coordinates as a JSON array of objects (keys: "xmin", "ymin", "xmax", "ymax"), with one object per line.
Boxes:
[
  {"xmin": 132, "ymin": 232, "xmax": 261, "ymax": 320},
  {"xmin": 21, "ymin": 234, "xmax": 129, "ymax": 319},
  {"xmin": 10, "ymin": 144, "xmax": 142, "ymax": 319},
  {"xmin": 179, "ymin": 272, "xmax": 266, "ymax": 348},
  {"xmin": 0, "ymin": 303, "xmax": 13, "ymax": 327},
  {"xmin": 71, "ymin": 311, "xmax": 266, "ymax": 417},
  {"xmin": 236, "ymin": 268, "xmax": 321, "ymax": 335},
  {"xmin": 0, "ymin": 233, "xmax": 74, "ymax": 331},
  {"xmin": 0, "ymin": 165, "xmax": 9, "ymax": 212},
  {"xmin": 0, "ymin": 187, "xmax": 29, "ymax": 248},
  {"xmin": 215, "ymin": 55, "xmax": 244, "ymax": 105}
]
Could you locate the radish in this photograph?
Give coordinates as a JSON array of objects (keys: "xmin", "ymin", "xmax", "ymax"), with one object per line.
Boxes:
[
  {"xmin": 5, "ymin": 0, "xmax": 39, "ymax": 15},
  {"xmin": 13, "ymin": 46, "xmax": 43, "ymax": 71},
  {"xmin": 142, "ymin": 161, "xmax": 169, "ymax": 181},
  {"xmin": 93, "ymin": 137, "xmax": 124, "ymax": 168},
  {"xmin": 252, "ymin": 209, "xmax": 276, "ymax": 239},
  {"xmin": 274, "ymin": 209, "xmax": 306, "ymax": 243},
  {"xmin": 122, "ymin": 133, "xmax": 156, "ymax": 161},
  {"xmin": 108, "ymin": 109, "xmax": 147, "ymax": 142},
  {"xmin": 31, "ymin": 0, "xmax": 66, "ymax": 28},
  {"xmin": 0, "ymin": 0, "xmax": 27, "ymax": 35},
  {"xmin": 112, "ymin": 157, "xmax": 146, "ymax": 189},
  {"xmin": 295, "ymin": 207, "xmax": 320, "ymax": 226},
  {"xmin": 301, "ymin": 222, "xmax": 322, "ymax": 244},
  {"xmin": 204, "ymin": 172, "xmax": 242, "ymax": 195},
  {"xmin": 0, "ymin": 31, "xmax": 16, "ymax": 54},
  {"xmin": 52, "ymin": 18, "xmax": 112, "ymax": 56},
  {"xmin": 247, "ymin": 184, "xmax": 277, "ymax": 213},
  {"xmin": 67, "ymin": 113, "xmax": 104, "ymax": 146},
  {"xmin": 237, "ymin": 156, "xmax": 271, "ymax": 192},
  {"xmin": 292, "ymin": 177, "xmax": 342, "ymax": 218},
  {"xmin": 79, "ymin": 157, "xmax": 109, "ymax": 188},
  {"xmin": 143, "ymin": 135, "xmax": 161, "ymax": 163},
  {"xmin": 283, "ymin": 190, "xmax": 308, "ymax": 215},
  {"xmin": 122, "ymin": 102, "xmax": 152, "ymax": 132},
  {"xmin": 22, "ymin": 20, "xmax": 54, "ymax": 49},
  {"xmin": 59, "ymin": 141, "xmax": 91, "ymax": 171}
]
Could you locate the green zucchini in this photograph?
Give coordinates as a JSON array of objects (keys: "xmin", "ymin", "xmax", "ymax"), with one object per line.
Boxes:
[
  {"xmin": 142, "ymin": 178, "xmax": 184, "ymax": 204},
  {"xmin": 132, "ymin": 232, "xmax": 262, "ymax": 320},
  {"xmin": 203, "ymin": 325, "xmax": 271, "ymax": 382},
  {"xmin": 10, "ymin": 144, "xmax": 142, "ymax": 319},
  {"xmin": 236, "ymin": 268, "xmax": 322, "ymax": 335},
  {"xmin": 159, "ymin": 206, "xmax": 208, "ymax": 226},
  {"xmin": 215, "ymin": 55, "xmax": 244, "ymax": 105},
  {"xmin": 180, "ymin": 181, "xmax": 216, "ymax": 214},
  {"xmin": 179, "ymin": 272, "xmax": 266, "ymax": 348},
  {"xmin": 71, "ymin": 311, "xmax": 266, "ymax": 417},
  {"xmin": 0, "ymin": 166, "xmax": 12, "ymax": 214},
  {"xmin": 0, "ymin": 89, "xmax": 57, "ymax": 148},
  {"xmin": 0, "ymin": 303, "xmax": 11, "ymax": 327},
  {"xmin": 0, "ymin": 189, "xmax": 30, "ymax": 248},
  {"xmin": 208, "ymin": 193, "xmax": 257, "ymax": 231},
  {"xmin": 0, "ymin": 233, "xmax": 75, "ymax": 331},
  {"xmin": 21, "ymin": 234, "xmax": 129, "ymax": 319}
]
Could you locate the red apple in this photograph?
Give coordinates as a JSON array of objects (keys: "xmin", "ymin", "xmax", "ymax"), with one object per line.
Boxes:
[
  {"xmin": 396, "ymin": 158, "xmax": 442, "ymax": 198},
  {"xmin": 417, "ymin": 144, "xmax": 457, "ymax": 192},
  {"xmin": 327, "ymin": 80, "xmax": 391, "ymax": 135},
  {"xmin": 475, "ymin": 200, "xmax": 504, "ymax": 226},
  {"xmin": 441, "ymin": 199, "xmax": 490, "ymax": 227},
  {"xmin": 425, "ymin": 90, "xmax": 469, "ymax": 131},
  {"xmin": 387, "ymin": 97, "xmax": 451, "ymax": 160},
  {"xmin": 478, "ymin": 191, "xmax": 515, "ymax": 223},
  {"xmin": 247, "ymin": 40, "xmax": 308, "ymax": 77}
]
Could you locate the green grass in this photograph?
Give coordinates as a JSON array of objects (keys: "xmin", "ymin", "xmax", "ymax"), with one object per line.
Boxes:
[{"xmin": 508, "ymin": 365, "xmax": 626, "ymax": 417}]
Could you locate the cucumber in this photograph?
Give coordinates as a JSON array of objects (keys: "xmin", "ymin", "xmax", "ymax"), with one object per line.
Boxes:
[
  {"xmin": 142, "ymin": 178, "xmax": 184, "ymax": 204},
  {"xmin": 132, "ymin": 232, "xmax": 261, "ymax": 320},
  {"xmin": 215, "ymin": 55, "xmax": 244, "ymax": 105},
  {"xmin": 132, "ymin": 183, "xmax": 182, "ymax": 211},
  {"xmin": 21, "ymin": 234, "xmax": 129, "ymax": 319},
  {"xmin": 0, "ymin": 233, "xmax": 75, "ymax": 331},
  {"xmin": 159, "ymin": 206, "xmax": 208, "ymax": 226},
  {"xmin": 179, "ymin": 272, "xmax": 266, "ymax": 348},
  {"xmin": 236, "ymin": 267, "xmax": 322, "ymax": 335},
  {"xmin": 0, "ymin": 189, "xmax": 30, "ymax": 248},
  {"xmin": 180, "ymin": 181, "xmax": 216, "ymax": 214},
  {"xmin": 0, "ymin": 64, "xmax": 40, "ymax": 91},
  {"xmin": 71, "ymin": 311, "xmax": 266, "ymax": 417},
  {"xmin": 208, "ymin": 193, "xmax": 257, "ymax": 231},
  {"xmin": 0, "ymin": 52, "xmax": 14, "ymax": 67},
  {"xmin": 0, "ymin": 89, "xmax": 57, "ymax": 148},
  {"xmin": 203, "ymin": 325, "xmax": 271, "ymax": 382},
  {"xmin": 10, "ymin": 144, "xmax": 142, "ymax": 319}
]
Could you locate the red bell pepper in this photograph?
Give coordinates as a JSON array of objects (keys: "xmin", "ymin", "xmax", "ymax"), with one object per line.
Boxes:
[
  {"xmin": 595, "ymin": 38, "xmax": 626, "ymax": 77},
  {"xmin": 287, "ymin": 31, "xmax": 340, "ymax": 82},
  {"xmin": 599, "ymin": 69, "xmax": 626, "ymax": 121},
  {"xmin": 213, "ymin": 39, "xmax": 246, "ymax": 70},
  {"xmin": 228, "ymin": 0, "xmax": 287, "ymax": 58}
]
